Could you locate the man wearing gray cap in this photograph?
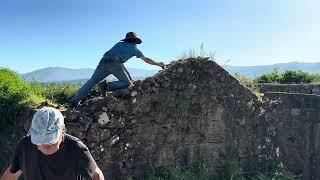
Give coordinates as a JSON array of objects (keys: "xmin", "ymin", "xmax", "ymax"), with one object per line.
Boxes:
[{"xmin": 0, "ymin": 107, "xmax": 104, "ymax": 180}]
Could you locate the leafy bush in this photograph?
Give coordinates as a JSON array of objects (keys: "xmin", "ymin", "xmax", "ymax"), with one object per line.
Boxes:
[
  {"xmin": 41, "ymin": 83, "xmax": 80, "ymax": 105},
  {"xmin": 280, "ymin": 70, "xmax": 312, "ymax": 84},
  {"xmin": 255, "ymin": 69, "xmax": 283, "ymax": 83},
  {"xmin": 0, "ymin": 68, "xmax": 46, "ymax": 169},
  {"xmin": 256, "ymin": 69, "xmax": 320, "ymax": 84},
  {"xmin": 0, "ymin": 69, "xmax": 44, "ymax": 136},
  {"xmin": 0, "ymin": 69, "xmax": 83, "ymax": 170},
  {"xmin": 310, "ymin": 74, "xmax": 320, "ymax": 83}
]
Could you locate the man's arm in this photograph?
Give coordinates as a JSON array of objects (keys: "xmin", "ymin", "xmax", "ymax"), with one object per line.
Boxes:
[
  {"xmin": 140, "ymin": 56, "xmax": 165, "ymax": 69},
  {"xmin": 0, "ymin": 166, "xmax": 22, "ymax": 180},
  {"xmin": 92, "ymin": 166, "xmax": 104, "ymax": 180}
]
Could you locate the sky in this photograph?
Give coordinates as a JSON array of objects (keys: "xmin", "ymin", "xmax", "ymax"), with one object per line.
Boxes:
[{"xmin": 1, "ymin": 0, "xmax": 320, "ymax": 73}]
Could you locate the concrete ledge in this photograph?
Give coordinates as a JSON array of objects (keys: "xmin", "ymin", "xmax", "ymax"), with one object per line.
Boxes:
[{"xmin": 260, "ymin": 83, "xmax": 320, "ymax": 95}]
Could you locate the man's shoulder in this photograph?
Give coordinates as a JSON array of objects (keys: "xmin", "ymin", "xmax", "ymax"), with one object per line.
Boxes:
[
  {"xmin": 117, "ymin": 41, "xmax": 137, "ymax": 48},
  {"xmin": 15, "ymin": 135, "xmax": 34, "ymax": 152},
  {"xmin": 113, "ymin": 41, "xmax": 125, "ymax": 48},
  {"xmin": 19, "ymin": 135, "xmax": 32, "ymax": 145},
  {"xmin": 21, "ymin": 135, "xmax": 31, "ymax": 141},
  {"xmin": 65, "ymin": 134, "xmax": 88, "ymax": 150}
]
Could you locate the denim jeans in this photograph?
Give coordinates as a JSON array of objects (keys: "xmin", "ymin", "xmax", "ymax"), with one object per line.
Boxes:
[{"xmin": 71, "ymin": 58, "xmax": 130, "ymax": 104}]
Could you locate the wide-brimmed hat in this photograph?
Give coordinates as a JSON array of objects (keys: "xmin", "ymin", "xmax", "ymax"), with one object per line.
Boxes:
[
  {"xmin": 30, "ymin": 107, "xmax": 64, "ymax": 145},
  {"xmin": 121, "ymin": 32, "xmax": 142, "ymax": 44}
]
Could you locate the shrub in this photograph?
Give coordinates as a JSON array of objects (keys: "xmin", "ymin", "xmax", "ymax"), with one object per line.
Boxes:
[
  {"xmin": 255, "ymin": 69, "xmax": 282, "ymax": 83},
  {"xmin": 0, "ymin": 68, "xmax": 45, "ymax": 169},
  {"xmin": 311, "ymin": 74, "xmax": 320, "ymax": 83},
  {"xmin": 41, "ymin": 84, "xmax": 80, "ymax": 105},
  {"xmin": 255, "ymin": 69, "xmax": 320, "ymax": 84},
  {"xmin": 280, "ymin": 70, "xmax": 312, "ymax": 84},
  {"xmin": 0, "ymin": 69, "xmax": 44, "ymax": 137}
]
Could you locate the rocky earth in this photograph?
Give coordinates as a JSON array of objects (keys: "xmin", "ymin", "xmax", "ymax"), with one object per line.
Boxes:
[{"xmin": 2, "ymin": 58, "xmax": 320, "ymax": 180}]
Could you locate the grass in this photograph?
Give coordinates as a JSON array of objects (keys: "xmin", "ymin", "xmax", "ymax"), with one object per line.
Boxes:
[
  {"xmin": 127, "ymin": 160, "xmax": 300, "ymax": 180},
  {"xmin": 233, "ymin": 73, "xmax": 259, "ymax": 93},
  {"xmin": 178, "ymin": 43, "xmax": 217, "ymax": 62}
]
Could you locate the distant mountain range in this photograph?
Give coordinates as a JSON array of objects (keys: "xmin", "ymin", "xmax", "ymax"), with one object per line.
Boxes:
[
  {"xmin": 20, "ymin": 62, "xmax": 320, "ymax": 82},
  {"xmin": 224, "ymin": 62, "xmax": 320, "ymax": 78},
  {"xmin": 21, "ymin": 67, "xmax": 158, "ymax": 83}
]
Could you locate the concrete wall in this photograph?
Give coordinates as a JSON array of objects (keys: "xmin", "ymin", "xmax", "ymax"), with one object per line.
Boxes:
[
  {"xmin": 259, "ymin": 83, "xmax": 320, "ymax": 95},
  {"xmin": 262, "ymin": 92, "xmax": 320, "ymax": 180}
]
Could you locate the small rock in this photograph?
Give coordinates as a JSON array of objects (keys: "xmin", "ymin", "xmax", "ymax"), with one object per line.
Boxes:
[
  {"xmin": 239, "ymin": 119, "xmax": 246, "ymax": 126},
  {"xmin": 161, "ymin": 81, "xmax": 170, "ymax": 88},
  {"xmin": 102, "ymin": 107, "xmax": 108, "ymax": 112},
  {"xmin": 132, "ymin": 98, "xmax": 137, "ymax": 103},
  {"xmin": 98, "ymin": 112, "xmax": 110, "ymax": 126},
  {"xmin": 131, "ymin": 91, "xmax": 138, "ymax": 97},
  {"xmin": 291, "ymin": 108, "xmax": 301, "ymax": 116},
  {"xmin": 111, "ymin": 135, "xmax": 120, "ymax": 145}
]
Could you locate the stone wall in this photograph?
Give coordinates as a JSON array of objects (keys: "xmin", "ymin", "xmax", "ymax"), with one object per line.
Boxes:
[
  {"xmin": 3, "ymin": 59, "xmax": 320, "ymax": 180},
  {"xmin": 259, "ymin": 83, "xmax": 320, "ymax": 95},
  {"xmin": 4, "ymin": 59, "xmax": 263, "ymax": 179},
  {"xmin": 62, "ymin": 59, "xmax": 262, "ymax": 179}
]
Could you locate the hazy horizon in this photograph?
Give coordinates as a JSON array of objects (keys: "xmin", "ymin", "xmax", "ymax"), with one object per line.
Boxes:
[{"xmin": 11, "ymin": 61, "xmax": 318, "ymax": 74}]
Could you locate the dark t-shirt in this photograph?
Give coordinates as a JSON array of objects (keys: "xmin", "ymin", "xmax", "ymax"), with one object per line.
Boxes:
[{"xmin": 10, "ymin": 134, "xmax": 97, "ymax": 180}]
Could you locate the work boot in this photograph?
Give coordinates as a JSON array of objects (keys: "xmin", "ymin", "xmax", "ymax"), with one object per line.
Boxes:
[{"xmin": 98, "ymin": 81, "xmax": 107, "ymax": 97}]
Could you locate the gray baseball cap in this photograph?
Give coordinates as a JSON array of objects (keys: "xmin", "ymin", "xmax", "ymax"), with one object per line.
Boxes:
[{"xmin": 30, "ymin": 107, "xmax": 64, "ymax": 145}]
